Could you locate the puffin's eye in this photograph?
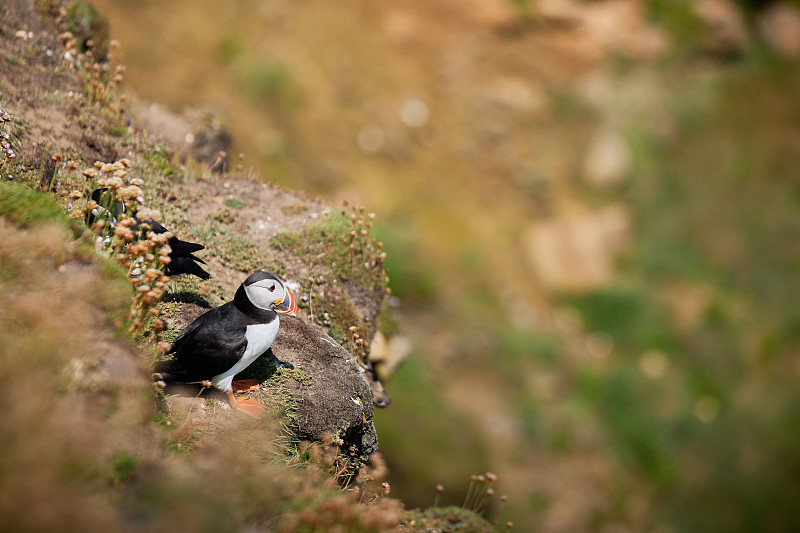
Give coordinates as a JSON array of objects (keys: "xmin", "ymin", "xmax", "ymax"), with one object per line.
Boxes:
[{"xmin": 268, "ymin": 283, "xmax": 276, "ymax": 291}]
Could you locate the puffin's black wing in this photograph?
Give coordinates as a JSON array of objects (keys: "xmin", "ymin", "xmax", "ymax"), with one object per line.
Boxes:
[
  {"xmin": 167, "ymin": 237, "xmax": 206, "ymax": 256},
  {"xmin": 157, "ymin": 303, "xmax": 248, "ymax": 382},
  {"xmin": 165, "ymin": 255, "xmax": 212, "ymax": 280},
  {"xmin": 146, "ymin": 220, "xmax": 210, "ymax": 279},
  {"xmin": 150, "ymin": 221, "xmax": 205, "ymax": 253}
]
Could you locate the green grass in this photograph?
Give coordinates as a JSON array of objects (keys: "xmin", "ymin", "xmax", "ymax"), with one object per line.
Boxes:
[
  {"xmin": 190, "ymin": 221, "xmax": 276, "ymax": 273},
  {"xmin": 139, "ymin": 143, "xmax": 176, "ymax": 182},
  {"xmin": 0, "ymin": 182, "xmax": 76, "ymax": 231},
  {"xmin": 224, "ymin": 196, "xmax": 244, "ymax": 209},
  {"xmin": 270, "ymin": 230, "xmax": 304, "ymax": 252}
]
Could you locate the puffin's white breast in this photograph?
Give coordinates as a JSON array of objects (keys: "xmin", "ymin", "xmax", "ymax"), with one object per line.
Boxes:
[{"xmin": 211, "ymin": 319, "xmax": 280, "ymax": 391}]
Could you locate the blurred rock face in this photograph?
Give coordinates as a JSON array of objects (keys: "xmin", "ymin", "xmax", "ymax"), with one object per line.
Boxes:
[
  {"xmin": 758, "ymin": 3, "xmax": 800, "ymax": 59},
  {"xmin": 693, "ymin": 0, "xmax": 750, "ymax": 57},
  {"xmin": 131, "ymin": 102, "xmax": 231, "ymax": 167},
  {"xmin": 523, "ymin": 206, "xmax": 630, "ymax": 291},
  {"xmin": 582, "ymin": 128, "xmax": 631, "ymax": 188}
]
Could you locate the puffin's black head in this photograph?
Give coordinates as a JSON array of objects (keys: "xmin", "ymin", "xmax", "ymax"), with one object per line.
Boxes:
[{"xmin": 242, "ymin": 271, "xmax": 298, "ymax": 316}]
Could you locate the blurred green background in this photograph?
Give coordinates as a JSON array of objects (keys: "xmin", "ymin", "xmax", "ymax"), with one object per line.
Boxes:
[{"xmin": 89, "ymin": 0, "xmax": 800, "ymax": 531}]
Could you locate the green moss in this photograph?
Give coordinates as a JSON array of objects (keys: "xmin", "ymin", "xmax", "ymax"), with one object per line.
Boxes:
[
  {"xmin": 109, "ymin": 451, "xmax": 139, "ymax": 484},
  {"xmin": 304, "ymin": 212, "xmax": 384, "ymax": 287},
  {"xmin": 400, "ymin": 506, "xmax": 495, "ymax": 532},
  {"xmin": 270, "ymin": 231, "xmax": 304, "ymax": 252},
  {"xmin": 105, "ymin": 122, "xmax": 128, "ymax": 137}
]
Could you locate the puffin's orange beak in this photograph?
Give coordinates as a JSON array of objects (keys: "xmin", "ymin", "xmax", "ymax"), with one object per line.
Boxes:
[{"xmin": 274, "ymin": 286, "xmax": 298, "ymax": 317}]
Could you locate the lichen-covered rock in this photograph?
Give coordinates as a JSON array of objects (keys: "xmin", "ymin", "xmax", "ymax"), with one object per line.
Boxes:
[{"xmin": 271, "ymin": 316, "xmax": 378, "ymax": 458}]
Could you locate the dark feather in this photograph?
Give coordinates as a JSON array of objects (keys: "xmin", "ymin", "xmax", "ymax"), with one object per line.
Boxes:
[
  {"xmin": 157, "ymin": 302, "xmax": 251, "ymax": 382},
  {"xmin": 165, "ymin": 255, "xmax": 211, "ymax": 280},
  {"xmin": 88, "ymin": 188, "xmax": 211, "ymax": 279}
]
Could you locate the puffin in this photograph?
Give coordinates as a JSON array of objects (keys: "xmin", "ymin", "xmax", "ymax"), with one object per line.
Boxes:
[
  {"xmin": 149, "ymin": 219, "xmax": 211, "ymax": 280},
  {"xmin": 89, "ymin": 188, "xmax": 211, "ymax": 280},
  {"xmin": 153, "ymin": 271, "xmax": 298, "ymax": 417}
]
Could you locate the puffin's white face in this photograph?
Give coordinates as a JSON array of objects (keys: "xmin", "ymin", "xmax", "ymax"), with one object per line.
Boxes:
[{"xmin": 244, "ymin": 277, "xmax": 285, "ymax": 310}]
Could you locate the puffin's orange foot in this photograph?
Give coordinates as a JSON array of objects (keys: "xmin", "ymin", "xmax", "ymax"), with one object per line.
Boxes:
[
  {"xmin": 232, "ymin": 379, "xmax": 260, "ymax": 393},
  {"xmin": 234, "ymin": 397, "xmax": 265, "ymax": 419},
  {"xmin": 225, "ymin": 390, "xmax": 264, "ymax": 418}
]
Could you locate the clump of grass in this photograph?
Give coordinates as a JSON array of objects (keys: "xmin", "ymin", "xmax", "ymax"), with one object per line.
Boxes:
[
  {"xmin": 343, "ymin": 324, "xmax": 369, "ymax": 367},
  {"xmin": 280, "ymin": 203, "xmax": 308, "ymax": 216},
  {"xmin": 224, "ymin": 196, "xmax": 244, "ymax": 209},
  {"xmin": 108, "ymin": 450, "xmax": 138, "ymax": 485},
  {"xmin": 462, "ymin": 472, "xmax": 498, "ymax": 516},
  {"xmin": 287, "ymin": 201, "xmax": 389, "ymax": 291},
  {"xmin": 271, "ymin": 230, "xmax": 304, "ymax": 252},
  {"xmin": 294, "ymin": 433, "xmax": 394, "ymax": 501},
  {"xmin": 335, "ymin": 201, "xmax": 390, "ymax": 290},
  {"xmin": 274, "ymin": 457, "xmax": 401, "ymax": 532},
  {"xmin": 0, "ymin": 182, "xmax": 75, "ymax": 232},
  {"xmin": 212, "ymin": 208, "xmax": 236, "ymax": 224},
  {"xmin": 57, "ymin": 28, "xmax": 125, "ymax": 115}
]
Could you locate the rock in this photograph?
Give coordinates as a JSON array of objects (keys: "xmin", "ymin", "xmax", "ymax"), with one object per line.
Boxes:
[
  {"xmin": 758, "ymin": 3, "xmax": 800, "ymax": 59},
  {"xmin": 536, "ymin": 0, "xmax": 669, "ymax": 61},
  {"xmin": 522, "ymin": 205, "xmax": 630, "ymax": 291},
  {"xmin": 692, "ymin": 0, "xmax": 750, "ymax": 58},
  {"xmin": 270, "ymin": 316, "xmax": 378, "ymax": 458},
  {"xmin": 368, "ymin": 331, "xmax": 412, "ymax": 379},
  {"xmin": 582, "ymin": 128, "xmax": 631, "ymax": 187},
  {"xmin": 131, "ymin": 102, "xmax": 232, "ymax": 167},
  {"xmin": 479, "ymin": 77, "xmax": 548, "ymax": 117}
]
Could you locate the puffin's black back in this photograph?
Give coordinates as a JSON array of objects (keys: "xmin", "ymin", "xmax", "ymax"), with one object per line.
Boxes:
[{"xmin": 155, "ymin": 291, "xmax": 279, "ymax": 382}]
